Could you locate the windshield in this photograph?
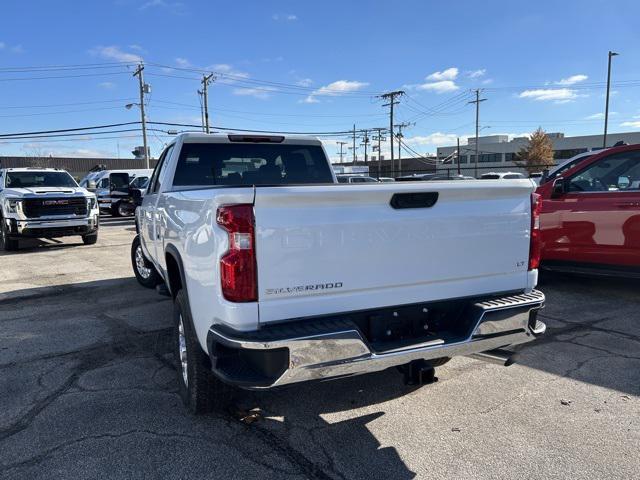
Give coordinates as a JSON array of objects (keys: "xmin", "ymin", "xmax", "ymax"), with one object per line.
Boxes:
[
  {"xmin": 5, "ymin": 171, "xmax": 77, "ymax": 188},
  {"xmin": 172, "ymin": 143, "xmax": 334, "ymax": 186},
  {"xmin": 481, "ymin": 174, "xmax": 500, "ymax": 179},
  {"xmin": 544, "ymin": 155, "xmax": 593, "ymax": 183}
]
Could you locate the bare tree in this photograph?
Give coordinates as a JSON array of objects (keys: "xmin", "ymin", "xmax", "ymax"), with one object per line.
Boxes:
[{"xmin": 515, "ymin": 127, "xmax": 555, "ymax": 173}]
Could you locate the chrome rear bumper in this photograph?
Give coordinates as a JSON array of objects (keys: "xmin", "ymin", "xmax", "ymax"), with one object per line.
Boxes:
[{"xmin": 207, "ymin": 290, "xmax": 545, "ymax": 389}]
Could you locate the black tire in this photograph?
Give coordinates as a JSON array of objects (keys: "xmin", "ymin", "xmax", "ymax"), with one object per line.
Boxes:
[
  {"xmin": 82, "ymin": 232, "xmax": 98, "ymax": 245},
  {"xmin": 110, "ymin": 202, "xmax": 122, "ymax": 217},
  {"xmin": 428, "ymin": 357, "xmax": 451, "ymax": 367},
  {"xmin": 173, "ymin": 289, "xmax": 233, "ymax": 414},
  {"xmin": 0, "ymin": 220, "xmax": 19, "ymax": 251},
  {"xmin": 131, "ymin": 235, "xmax": 161, "ymax": 288}
]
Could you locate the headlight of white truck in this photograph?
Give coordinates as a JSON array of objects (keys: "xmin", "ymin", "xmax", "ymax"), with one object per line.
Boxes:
[
  {"xmin": 4, "ymin": 198, "xmax": 22, "ymax": 214},
  {"xmin": 87, "ymin": 196, "xmax": 97, "ymax": 210}
]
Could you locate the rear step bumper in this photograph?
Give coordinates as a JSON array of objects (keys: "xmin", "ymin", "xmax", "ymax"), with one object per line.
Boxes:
[{"xmin": 207, "ymin": 290, "xmax": 546, "ymax": 390}]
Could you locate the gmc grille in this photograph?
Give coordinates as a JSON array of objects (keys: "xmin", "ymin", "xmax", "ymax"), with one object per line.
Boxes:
[{"xmin": 23, "ymin": 198, "xmax": 88, "ymax": 218}]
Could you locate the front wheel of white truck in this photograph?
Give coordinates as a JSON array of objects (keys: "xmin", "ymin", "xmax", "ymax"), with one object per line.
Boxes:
[
  {"xmin": 131, "ymin": 235, "xmax": 161, "ymax": 288},
  {"xmin": 173, "ymin": 289, "xmax": 233, "ymax": 414}
]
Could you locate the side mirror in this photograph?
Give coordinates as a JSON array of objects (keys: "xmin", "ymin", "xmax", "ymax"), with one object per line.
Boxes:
[
  {"xmin": 87, "ymin": 180, "xmax": 97, "ymax": 191},
  {"xmin": 551, "ymin": 177, "xmax": 567, "ymax": 198}
]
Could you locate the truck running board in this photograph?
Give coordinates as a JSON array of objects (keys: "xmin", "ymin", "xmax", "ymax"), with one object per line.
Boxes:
[{"xmin": 468, "ymin": 348, "xmax": 517, "ymax": 367}]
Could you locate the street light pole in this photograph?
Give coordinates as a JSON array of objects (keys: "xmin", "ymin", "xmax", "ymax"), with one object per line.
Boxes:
[
  {"xmin": 603, "ymin": 51, "xmax": 619, "ymax": 149},
  {"xmin": 133, "ymin": 63, "xmax": 149, "ymax": 169}
]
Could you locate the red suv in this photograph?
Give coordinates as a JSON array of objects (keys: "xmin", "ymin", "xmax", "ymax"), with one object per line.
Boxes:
[{"xmin": 536, "ymin": 144, "xmax": 640, "ymax": 277}]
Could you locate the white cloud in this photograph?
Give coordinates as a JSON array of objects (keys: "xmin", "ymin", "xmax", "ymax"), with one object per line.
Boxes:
[
  {"xmin": 417, "ymin": 80, "xmax": 459, "ymax": 93},
  {"xmin": 427, "ymin": 67, "xmax": 458, "ymax": 81},
  {"xmin": 556, "ymin": 74, "xmax": 588, "ymax": 86},
  {"xmin": 210, "ymin": 63, "xmax": 249, "ymax": 79},
  {"xmin": 272, "ymin": 13, "xmax": 297, "ymax": 21},
  {"xmin": 412, "ymin": 68, "xmax": 461, "ymax": 93},
  {"xmin": 620, "ymin": 121, "xmax": 640, "ymax": 128},
  {"xmin": 467, "ymin": 69, "xmax": 486, "ymax": 79},
  {"xmin": 295, "ymin": 78, "xmax": 313, "ymax": 87},
  {"xmin": 586, "ymin": 112, "xmax": 617, "ymax": 120},
  {"xmin": 232, "ymin": 87, "xmax": 276, "ymax": 100},
  {"xmin": 128, "ymin": 44, "xmax": 145, "ymax": 52},
  {"xmin": 303, "ymin": 80, "xmax": 369, "ymax": 103},
  {"xmin": 90, "ymin": 45, "xmax": 142, "ymax": 63},
  {"xmin": 518, "ymin": 88, "xmax": 580, "ymax": 103},
  {"xmin": 98, "ymin": 81, "xmax": 116, "ymax": 89},
  {"xmin": 0, "ymin": 42, "xmax": 23, "ymax": 53},
  {"xmin": 405, "ymin": 133, "xmax": 459, "ymax": 147},
  {"xmin": 175, "ymin": 57, "xmax": 191, "ymax": 68},
  {"xmin": 139, "ymin": 0, "xmax": 185, "ymax": 13}
]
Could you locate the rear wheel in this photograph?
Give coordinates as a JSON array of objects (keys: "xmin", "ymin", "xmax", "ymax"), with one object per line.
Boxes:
[
  {"xmin": 110, "ymin": 202, "xmax": 122, "ymax": 217},
  {"xmin": 173, "ymin": 289, "xmax": 233, "ymax": 414},
  {"xmin": 82, "ymin": 232, "xmax": 98, "ymax": 245},
  {"xmin": 0, "ymin": 221, "xmax": 18, "ymax": 251},
  {"xmin": 131, "ymin": 235, "xmax": 161, "ymax": 288}
]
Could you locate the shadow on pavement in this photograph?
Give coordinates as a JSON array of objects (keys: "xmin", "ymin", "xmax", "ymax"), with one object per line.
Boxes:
[{"xmin": 514, "ymin": 271, "xmax": 640, "ymax": 397}]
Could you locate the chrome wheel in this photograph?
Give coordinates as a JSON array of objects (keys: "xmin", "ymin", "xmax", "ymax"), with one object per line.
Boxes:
[
  {"xmin": 118, "ymin": 202, "xmax": 130, "ymax": 217},
  {"xmin": 135, "ymin": 245, "xmax": 152, "ymax": 279},
  {"xmin": 178, "ymin": 315, "xmax": 188, "ymax": 387}
]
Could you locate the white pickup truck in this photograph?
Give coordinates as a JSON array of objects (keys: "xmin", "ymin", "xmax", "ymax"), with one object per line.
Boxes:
[
  {"xmin": 132, "ymin": 133, "xmax": 546, "ymax": 413},
  {"xmin": 0, "ymin": 168, "xmax": 99, "ymax": 251}
]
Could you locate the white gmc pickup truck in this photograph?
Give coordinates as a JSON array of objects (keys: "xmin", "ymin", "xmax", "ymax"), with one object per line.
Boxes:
[
  {"xmin": 132, "ymin": 133, "xmax": 545, "ymax": 413},
  {"xmin": 0, "ymin": 168, "xmax": 99, "ymax": 251}
]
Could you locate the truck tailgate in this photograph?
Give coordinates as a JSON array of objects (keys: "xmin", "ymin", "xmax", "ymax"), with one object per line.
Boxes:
[{"xmin": 254, "ymin": 181, "xmax": 535, "ymax": 324}]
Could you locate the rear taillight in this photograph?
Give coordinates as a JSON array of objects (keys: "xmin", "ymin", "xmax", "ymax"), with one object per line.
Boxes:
[
  {"xmin": 529, "ymin": 193, "xmax": 542, "ymax": 270},
  {"xmin": 216, "ymin": 204, "xmax": 257, "ymax": 302}
]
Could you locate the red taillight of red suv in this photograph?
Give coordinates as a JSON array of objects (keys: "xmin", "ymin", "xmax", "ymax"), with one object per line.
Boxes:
[
  {"xmin": 529, "ymin": 193, "xmax": 542, "ymax": 270},
  {"xmin": 216, "ymin": 204, "xmax": 257, "ymax": 302}
]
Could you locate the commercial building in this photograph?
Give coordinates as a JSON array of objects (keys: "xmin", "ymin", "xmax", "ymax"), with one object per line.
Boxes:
[{"xmin": 436, "ymin": 131, "xmax": 640, "ymax": 176}]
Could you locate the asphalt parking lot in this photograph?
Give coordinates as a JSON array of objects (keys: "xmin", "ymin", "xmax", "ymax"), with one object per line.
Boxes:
[{"xmin": 0, "ymin": 217, "xmax": 638, "ymax": 480}]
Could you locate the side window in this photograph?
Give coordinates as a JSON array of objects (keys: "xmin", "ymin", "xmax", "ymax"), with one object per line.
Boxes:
[
  {"xmin": 569, "ymin": 151, "xmax": 640, "ymax": 192},
  {"xmin": 98, "ymin": 178, "xmax": 109, "ymax": 189},
  {"xmin": 148, "ymin": 145, "xmax": 174, "ymax": 194}
]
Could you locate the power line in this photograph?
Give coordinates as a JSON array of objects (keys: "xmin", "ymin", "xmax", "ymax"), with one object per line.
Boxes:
[{"xmin": 0, "ymin": 122, "xmax": 141, "ymax": 138}]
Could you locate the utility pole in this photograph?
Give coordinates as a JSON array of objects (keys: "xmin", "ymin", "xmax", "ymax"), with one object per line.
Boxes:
[
  {"xmin": 361, "ymin": 130, "xmax": 370, "ymax": 163},
  {"xmin": 352, "ymin": 124, "xmax": 357, "ymax": 163},
  {"xmin": 603, "ymin": 51, "xmax": 619, "ymax": 148},
  {"xmin": 133, "ymin": 63, "xmax": 150, "ymax": 169},
  {"xmin": 456, "ymin": 137, "xmax": 461, "ymax": 174},
  {"xmin": 336, "ymin": 141, "xmax": 347, "ymax": 163},
  {"xmin": 371, "ymin": 128, "xmax": 386, "ymax": 179},
  {"xmin": 394, "ymin": 122, "xmax": 413, "ymax": 175},
  {"xmin": 468, "ymin": 89, "xmax": 486, "ymax": 178},
  {"xmin": 379, "ymin": 91, "xmax": 404, "ymax": 175},
  {"xmin": 201, "ymin": 73, "xmax": 215, "ymax": 134}
]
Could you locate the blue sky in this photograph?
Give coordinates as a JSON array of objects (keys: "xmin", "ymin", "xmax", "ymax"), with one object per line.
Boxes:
[{"xmin": 1, "ymin": 0, "xmax": 639, "ymax": 161}]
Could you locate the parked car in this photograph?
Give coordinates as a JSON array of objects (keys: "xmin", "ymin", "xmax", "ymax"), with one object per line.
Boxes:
[
  {"xmin": 537, "ymin": 143, "xmax": 640, "ymax": 277},
  {"xmin": 377, "ymin": 177, "xmax": 396, "ymax": 182},
  {"xmin": 130, "ymin": 133, "xmax": 545, "ymax": 413},
  {"xmin": 480, "ymin": 172, "xmax": 525, "ymax": 180},
  {"xmin": 336, "ymin": 175, "xmax": 379, "ymax": 183},
  {"xmin": 82, "ymin": 169, "xmax": 153, "ymax": 216},
  {"xmin": 396, "ymin": 173, "xmax": 473, "ymax": 181},
  {"xmin": 0, "ymin": 168, "xmax": 99, "ymax": 251}
]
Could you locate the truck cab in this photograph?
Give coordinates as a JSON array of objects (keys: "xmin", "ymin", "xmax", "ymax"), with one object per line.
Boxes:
[{"xmin": 537, "ymin": 144, "xmax": 640, "ymax": 276}]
